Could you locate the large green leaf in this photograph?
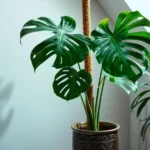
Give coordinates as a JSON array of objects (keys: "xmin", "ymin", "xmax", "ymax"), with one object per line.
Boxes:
[
  {"xmin": 53, "ymin": 67, "xmax": 92, "ymax": 100},
  {"xmin": 20, "ymin": 17, "xmax": 58, "ymax": 38},
  {"xmin": 92, "ymin": 11, "xmax": 150, "ymax": 83},
  {"xmin": 104, "ymin": 71, "xmax": 138, "ymax": 94},
  {"xmin": 20, "ymin": 16, "xmax": 91, "ymax": 70}
]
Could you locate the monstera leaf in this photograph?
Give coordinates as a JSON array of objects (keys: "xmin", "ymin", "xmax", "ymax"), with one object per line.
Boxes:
[
  {"xmin": 20, "ymin": 16, "xmax": 91, "ymax": 70},
  {"xmin": 104, "ymin": 71, "xmax": 138, "ymax": 94},
  {"xmin": 53, "ymin": 67, "xmax": 92, "ymax": 100},
  {"xmin": 92, "ymin": 11, "xmax": 150, "ymax": 84}
]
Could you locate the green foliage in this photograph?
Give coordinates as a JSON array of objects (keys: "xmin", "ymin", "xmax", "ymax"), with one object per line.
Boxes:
[
  {"xmin": 141, "ymin": 116, "xmax": 150, "ymax": 140},
  {"xmin": 92, "ymin": 11, "xmax": 150, "ymax": 92},
  {"xmin": 131, "ymin": 89, "xmax": 150, "ymax": 117},
  {"xmin": 131, "ymin": 83, "xmax": 150, "ymax": 140},
  {"xmin": 20, "ymin": 11, "xmax": 150, "ymax": 136},
  {"xmin": 20, "ymin": 16, "xmax": 91, "ymax": 70},
  {"xmin": 103, "ymin": 71, "xmax": 138, "ymax": 94},
  {"xmin": 53, "ymin": 67, "xmax": 92, "ymax": 100}
]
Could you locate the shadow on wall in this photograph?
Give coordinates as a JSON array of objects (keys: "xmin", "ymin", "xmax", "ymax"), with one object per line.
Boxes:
[{"xmin": 0, "ymin": 80, "xmax": 14, "ymax": 141}]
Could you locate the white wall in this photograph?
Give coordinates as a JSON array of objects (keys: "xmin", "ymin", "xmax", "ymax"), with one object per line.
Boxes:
[{"xmin": 0, "ymin": 0, "xmax": 129, "ymax": 150}]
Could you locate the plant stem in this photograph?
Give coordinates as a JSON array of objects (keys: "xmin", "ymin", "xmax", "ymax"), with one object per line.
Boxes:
[
  {"xmin": 78, "ymin": 63, "xmax": 94, "ymax": 129},
  {"xmin": 85, "ymin": 92, "xmax": 93, "ymax": 115},
  {"xmin": 85, "ymin": 92, "xmax": 94, "ymax": 129},
  {"xmin": 78, "ymin": 63, "xmax": 82, "ymax": 70},
  {"xmin": 95, "ymin": 68, "xmax": 103, "ymax": 128},
  {"xmin": 92, "ymin": 97, "xmax": 96, "ymax": 130},
  {"xmin": 80, "ymin": 94, "xmax": 88, "ymax": 118},
  {"xmin": 97, "ymin": 76, "xmax": 106, "ymax": 130},
  {"xmin": 80, "ymin": 94, "xmax": 92, "ymax": 129}
]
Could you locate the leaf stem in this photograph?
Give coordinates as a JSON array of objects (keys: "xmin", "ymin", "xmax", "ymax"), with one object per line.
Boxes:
[
  {"xmin": 95, "ymin": 68, "xmax": 103, "ymax": 128},
  {"xmin": 97, "ymin": 76, "xmax": 106, "ymax": 130},
  {"xmin": 78, "ymin": 63, "xmax": 82, "ymax": 70},
  {"xmin": 78, "ymin": 63, "xmax": 94, "ymax": 129},
  {"xmin": 80, "ymin": 94, "xmax": 88, "ymax": 117},
  {"xmin": 80, "ymin": 94, "xmax": 92, "ymax": 129}
]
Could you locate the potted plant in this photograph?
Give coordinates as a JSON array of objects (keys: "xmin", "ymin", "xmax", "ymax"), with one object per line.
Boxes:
[
  {"xmin": 131, "ymin": 82, "xmax": 150, "ymax": 141},
  {"xmin": 20, "ymin": 1, "xmax": 150, "ymax": 149}
]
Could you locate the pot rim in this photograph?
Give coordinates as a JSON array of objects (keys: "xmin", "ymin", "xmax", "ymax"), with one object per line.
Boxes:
[{"xmin": 72, "ymin": 121, "xmax": 120, "ymax": 134}]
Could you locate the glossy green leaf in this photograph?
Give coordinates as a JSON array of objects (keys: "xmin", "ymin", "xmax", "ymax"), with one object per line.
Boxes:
[
  {"xmin": 141, "ymin": 116, "xmax": 150, "ymax": 140},
  {"xmin": 131, "ymin": 89, "xmax": 150, "ymax": 110},
  {"xmin": 137, "ymin": 97, "xmax": 150, "ymax": 117},
  {"xmin": 53, "ymin": 67, "xmax": 92, "ymax": 100},
  {"xmin": 20, "ymin": 17, "xmax": 58, "ymax": 39},
  {"xmin": 20, "ymin": 16, "xmax": 91, "ymax": 70},
  {"xmin": 131, "ymin": 83, "xmax": 150, "ymax": 139},
  {"xmin": 104, "ymin": 71, "xmax": 138, "ymax": 94},
  {"xmin": 92, "ymin": 11, "xmax": 150, "ymax": 85},
  {"xmin": 131, "ymin": 86, "xmax": 150, "ymax": 117}
]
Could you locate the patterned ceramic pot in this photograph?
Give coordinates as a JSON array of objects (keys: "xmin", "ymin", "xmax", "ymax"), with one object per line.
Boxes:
[{"xmin": 72, "ymin": 121, "xmax": 120, "ymax": 150}]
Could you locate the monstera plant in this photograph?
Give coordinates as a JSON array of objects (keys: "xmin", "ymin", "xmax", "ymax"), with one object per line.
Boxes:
[{"xmin": 20, "ymin": 11, "xmax": 150, "ymax": 135}]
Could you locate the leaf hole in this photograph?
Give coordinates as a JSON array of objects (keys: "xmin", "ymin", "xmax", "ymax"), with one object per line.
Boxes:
[
  {"xmin": 120, "ymin": 64, "xmax": 123, "ymax": 71},
  {"xmin": 56, "ymin": 74, "xmax": 67, "ymax": 80},
  {"xmin": 127, "ymin": 17, "xmax": 143, "ymax": 27},
  {"xmin": 129, "ymin": 55, "xmax": 146, "ymax": 68},
  {"xmin": 131, "ymin": 65, "xmax": 140, "ymax": 75},
  {"xmin": 46, "ymin": 51, "xmax": 54, "ymax": 56},
  {"xmin": 33, "ymin": 54, "xmax": 36, "ymax": 59},
  {"xmin": 62, "ymin": 70, "xmax": 69, "ymax": 73},
  {"xmin": 24, "ymin": 25, "xmax": 37, "ymax": 29},
  {"xmin": 64, "ymin": 89, "xmax": 70, "ymax": 97},
  {"xmin": 60, "ymin": 57, "xmax": 63, "ymax": 65},
  {"xmin": 80, "ymin": 77, "xmax": 86, "ymax": 82},
  {"xmin": 57, "ymin": 78, "xmax": 68, "ymax": 85},
  {"xmin": 77, "ymin": 81, "xmax": 81, "ymax": 87},
  {"xmin": 36, "ymin": 19, "xmax": 50, "ymax": 26},
  {"xmin": 69, "ymin": 39, "xmax": 79, "ymax": 46},
  {"xmin": 64, "ymin": 46, "xmax": 69, "ymax": 51},
  {"xmin": 125, "ymin": 47, "xmax": 143, "ymax": 55},
  {"xmin": 60, "ymin": 84, "xmax": 68, "ymax": 93}
]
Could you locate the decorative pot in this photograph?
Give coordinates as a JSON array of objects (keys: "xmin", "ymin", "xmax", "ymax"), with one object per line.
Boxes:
[{"xmin": 72, "ymin": 121, "xmax": 120, "ymax": 150}]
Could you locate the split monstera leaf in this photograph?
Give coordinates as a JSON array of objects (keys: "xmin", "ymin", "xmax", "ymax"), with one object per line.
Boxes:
[
  {"xmin": 20, "ymin": 16, "xmax": 92, "ymax": 100},
  {"xmin": 53, "ymin": 67, "xmax": 92, "ymax": 100},
  {"xmin": 20, "ymin": 16, "xmax": 91, "ymax": 69},
  {"xmin": 20, "ymin": 11, "xmax": 150, "ymax": 100},
  {"xmin": 92, "ymin": 11, "xmax": 150, "ymax": 94}
]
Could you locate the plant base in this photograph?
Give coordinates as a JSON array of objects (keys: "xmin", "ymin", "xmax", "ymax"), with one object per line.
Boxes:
[{"xmin": 72, "ymin": 121, "xmax": 120, "ymax": 150}]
